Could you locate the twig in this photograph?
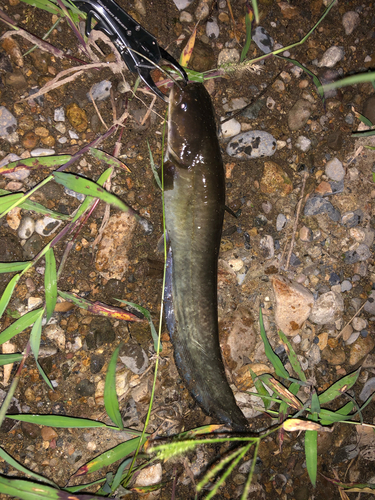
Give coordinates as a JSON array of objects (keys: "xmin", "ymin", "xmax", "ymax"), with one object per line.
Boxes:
[
  {"xmin": 336, "ymin": 301, "xmax": 366, "ymax": 340},
  {"xmin": 89, "ymin": 87, "xmax": 108, "ymax": 130},
  {"xmin": 285, "ymin": 171, "xmax": 308, "ymax": 270}
]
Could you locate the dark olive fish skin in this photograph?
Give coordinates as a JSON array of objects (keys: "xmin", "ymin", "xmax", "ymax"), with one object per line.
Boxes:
[{"xmin": 164, "ymin": 82, "xmax": 249, "ymax": 430}]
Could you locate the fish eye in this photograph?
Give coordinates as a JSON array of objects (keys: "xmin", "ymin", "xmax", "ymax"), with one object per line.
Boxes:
[{"xmin": 180, "ymin": 102, "xmax": 187, "ymax": 111}]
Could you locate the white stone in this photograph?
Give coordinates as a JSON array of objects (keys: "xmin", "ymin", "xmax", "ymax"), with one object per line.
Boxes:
[
  {"xmin": 309, "ymin": 291, "xmax": 344, "ymax": 325},
  {"xmin": 317, "ymin": 46, "xmax": 345, "ymax": 68},
  {"xmin": 221, "ymin": 118, "xmax": 241, "ymax": 138},
  {"xmin": 352, "ymin": 317, "xmax": 367, "ymax": 331},
  {"xmin": 295, "ymin": 135, "xmax": 311, "ymax": 152},
  {"xmin": 18, "ymin": 216, "xmax": 35, "ymax": 240}
]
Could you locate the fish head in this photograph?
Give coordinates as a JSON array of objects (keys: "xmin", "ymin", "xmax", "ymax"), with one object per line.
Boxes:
[{"xmin": 168, "ymin": 82, "xmax": 217, "ymax": 168}]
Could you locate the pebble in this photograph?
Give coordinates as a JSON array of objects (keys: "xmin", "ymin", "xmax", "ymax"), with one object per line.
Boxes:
[
  {"xmin": 54, "ymin": 107, "xmax": 65, "ymax": 122},
  {"xmin": 307, "ymin": 344, "xmax": 321, "ymax": 366},
  {"xmin": 295, "ymin": 136, "xmax": 311, "ymax": 152},
  {"xmin": 322, "ymin": 345, "xmax": 346, "ymax": 365},
  {"xmin": 252, "ymin": 27, "xmax": 274, "ymax": 54},
  {"xmin": 206, "ymin": 17, "xmax": 219, "ymax": 38},
  {"xmin": 345, "ymin": 331, "xmax": 360, "ymax": 345},
  {"xmin": 228, "ymin": 258, "xmax": 244, "ymax": 272},
  {"xmin": 223, "ymin": 97, "xmax": 249, "ymax": 112},
  {"xmin": 272, "ymin": 275, "xmax": 314, "ymax": 336},
  {"xmin": 41, "ymin": 427, "xmax": 58, "ymax": 441},
  {"xmin": 359, "ymin": 378, "xmax": 375, "ymax": 402},
  {"xmin": 21, "ymin": 421, "xmax": 41, "ymax": 440},
  {"xmin": 75, "ymin": 379, "xmax": 95, "ymax": 397},
  {"xmin": 341, "ymin": 210, "xmax": 363, "ymax": 228},
  {"xmin": 260, "ymin": 161, "xmax": 293, "ymax": 196},
  {"xmin": 349, "ymin": 335, "xmax": 375, "ymax": 366},
  {"xmin": 195, "ymin": 0, "xmax": 210, "ymax": 20},
  {"xmin": 134, "ymin": 463, "xmax": 162, "ymax": 489},
  {"xmin": 317, "ymin": 46, "xmax": 345, "ymax": 68},
  {"xmin": 344, "ymin": 244, "xmax": 371, "ymax": 264},
  {"xmin": 259, "ymin": 235, "xmax": 274, "ymax": 259},
  {"xmin": 23, "ymin": 233, "xmax": 43, "ymax": 259},
  {"xmin": 180, "ymin": 11, "xmax": 193, "ymax": 22},
  {"xmin": 6, "ymin": 207, "xmax": 22, "ymax": 230},
  {"xmin": 22, "ymin": 132, "xmax": 39, "ymax": 149},
  {"xmin": 352, "ymin": 317, "xmax": 367, "ymax": 331},
  {"xmin": 299, "ymin": 226, "xmax": 312, "ymax": 242},
  {"xmin": 217, "ymin": 48, "xmax": 240, "ymax": 66},
  {"xmin": 226, "ymin": 131, "xmax": 276, "ymax": 159},
  {"xmin": 241, "ymin": 99, "xmax": 266, "ymax": 119},
  {"xmin": 221, "ymin": 118, "xmax": 241, "ymax": 138},
  {"xmin": 0, "ymin": 153, "xmax": 21, "ymax": 168},
  {"xmin": 276, "ymin": 214, "xmax": 286, "ymax": 231},
  {"xmin": 0, "ymin": 106, "xmax": 18, "ymax": 143},
  {"xmin": 89, "ymin": 317, "xmax": 115, "ymax": 347},
  {"xmin": 262, "ymin": 201, "xmax": 272, "ymax": 214},
  {"xmin": 342, "ymin": 11, "xmax": 360, "ymax": 35},
  {"xmin": 87, "ymin": 80, "xmax": 112, "ymax": 102},
  {"xmin": 304, "ymin": 195, "xmax": 341, "ymax": 221},
  {"xmin": 341, "ymin": 280, "xmax": 352, "ymax": 292},
  {"xmin": 364, "ymin": 291, "xmax": 375, "ymax": 315},
  {"xmin": 119, "ymin": 343, "xmax": 149, "ymax": 375},
  {"xmin": 341, "ymin": 324, "xmax": 353, "ymax": 342},
  {"xmin": 45, "ymin": 324, "xmax": 66, "ymax": 350},
  {"xmin": 90, "ymin": 354, "xmax": 105, "ymax": 374},
  {"xmin": 309, "ymin": 291, "xmax": 344, "ymax": 325},
  {"xmin": 35, "ymin": 216, "xmax": 62, "ymax": 237},
  {"xmin": 66, "ymin": 102, "xmax": 88, "ymax": 132},
  {"xmin": 325, "ymin": 157, "xmax": 345, "ymax": 182},
  {"xmin": 288, "ymin": 99, "xmax": 313, "ymax": 131},
  {"xmin": 30, "ymin": 148, "xmax": 55, "ymax": 157}
]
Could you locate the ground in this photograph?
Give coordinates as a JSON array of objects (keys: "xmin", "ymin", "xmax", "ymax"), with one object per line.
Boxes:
[{"xmin": 0, "ymin": 0, "xmax": 375, "ymax": 499}]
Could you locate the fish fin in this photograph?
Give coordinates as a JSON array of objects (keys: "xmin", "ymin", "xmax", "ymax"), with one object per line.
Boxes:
[{"xmin": 164, "ymin": 245, "xmax": 176, "ymax": 339}]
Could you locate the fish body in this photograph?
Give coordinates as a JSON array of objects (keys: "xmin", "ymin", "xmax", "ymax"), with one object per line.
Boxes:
[{"xmin": 163, "ymin": 82, "xmax": 248, "ymax": 430}]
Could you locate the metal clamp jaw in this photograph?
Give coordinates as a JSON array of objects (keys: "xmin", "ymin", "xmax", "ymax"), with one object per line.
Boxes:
[{"xmin": 72, "ymin": 0, "xmax": 188, "ymax": 101}]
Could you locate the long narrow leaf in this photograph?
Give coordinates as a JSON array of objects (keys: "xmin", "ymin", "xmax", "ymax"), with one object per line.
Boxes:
[
  {"xmin": 5, "ymin": 414, "xmax": 118, "ymax": 429},
  {"xmin": 318, "ymin": 368, "xmax": 360, "ymax": 405},
  {"xmin": 0, "ymin": 308, "xmax": 44, "ymax": 345},
  {"xmin": 0, "ymin": 273, "xmax": 20, "ymax": 318},
  {"xmin": 240, "ymin": 1, "xmax": 253, "ymax": 62},
  {"xmin": 305, "ymin": 428, "xmax": 317, "ymax": 486},
  {"xmin": 0, "ymin": 353, "xmax": 23, "ymax": 366},
  {"xmin": 0, "ymin": 193, "xmax": 24, "ymax": 212},
  {"xmin": 0, "ymin": 262, "xmax": 30, "ymax": 273},
  {"xmin": 45, "ymin": 248, "xmax": 57, "ymax": 322},
  {"xmin": 89, "ymin": 148, "xmax": 130, "ymax": 171},
  {"xmin": 104, "ymin": 344, "xmax": 124, "ymax": 430},
  {"xmin": 249, "ymin": 368, "xmax": 271, "ymax": 410},
  {"xmin": 278, "ymin": 330, "xmax": 307, "ymax": 383},
  {"xmin": 259, "ymin": 309, "xmax": 289, "ymax": 379},
  {"xmin": 147, "ymin": 140, "xmax": 162, "ymax": 190}
]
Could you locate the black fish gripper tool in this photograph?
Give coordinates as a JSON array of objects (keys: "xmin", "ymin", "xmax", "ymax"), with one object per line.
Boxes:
[{"xmin": 72, "ymin": 0, "xmax": 188, "ymax": 101}]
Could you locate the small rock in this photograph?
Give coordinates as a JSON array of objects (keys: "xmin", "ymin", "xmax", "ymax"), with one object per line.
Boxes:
[
  {"xmin": 23, "ymin": 233, "xmax": 43, "ymax": 260},
  {"xmin": 119, "ymin": 343, "xmax": 149, "ymax": 374},
  {"xmin": 359, "ymin": 378, "xmax": 375, "ymax": 402},
  {"xmin": 45, "ymin": 324, "xmax": 66, "ymax": 350},
  {"xmin": 134, "ymin": 463, "xmax": 162, "ymax": 489},
  {"xmin": 295, "ymin": 135, "xmax": 311, "ymax": 152},
  {"xmin": 322, "ymin": 345, "xmax": 346, "ymax": 365},
  {"xmin": 276, "ymin": 214, "xmax": 287, "ymax": 231},
  {"xmin": 307, "ymin": 344, "xmax": 321, "ymax": 366},
  {"xmin": 288, "ymin": 99, "xmax": 313, "ymax": 131},
  {"xmin": 364, "ymin": 291, "xmax": 375, "ymax": 315},
  {"xmin": 41, "ymin": 427, "xmax": 58, "ymax": 441},
  {"xmin": 341, "ymin": 280, "xmax": 352, "ymax": 292},
  {"xmin": 260, "ymin": 161, "xmax": 293, "ymax": 196},
  {"xmin": 259, "ymin": 235, "xmax": 274, "ymax": 259},
  {"xmin": 227, "ymin": 131, "xmax": 276, "ymax": 159},
  {"xmin": 325, "ymin": 157, "xmax": 345, "ymax": 181},
  {"xmin": 345, "ymin": 331, "xmax": 360, "ymax": 345},
  {"xmin": 90, "ymin": 354, "xmax": 105, "ymax": 374},
  {"xmin": 352, "ymin": 317, "xmax": 367, "ymax": 331},
  {"xmin": 35, "ymin": 216, "xmax": 62, "ymax": 237},
  {"xmin": 349, "ymin": 336, "xmax": 375, "ymax": 366},
  {"xmin": 272, "ymin": 275, "xmax": 314, "ymax": 336},
  {"xmin": 262, "ymin": 201, "xmax": 272, "ymax": 214},
  {"xmin": 299, "ymin": 226, "xmax": 312, "ymax": 242},
  {"xmin": 17, "ymin": 216, "xmax": 35, "ymax": 240},
  {"xmin": 341, "ymin": 324, "xmax": 353, "ymax": 342},
  {"xmin": 341, "ymin": 210, "xmax": 363, "ymax": 228},
  {"xmin": 342, "ymin": 11, "xmax": 360, "ymax": 35},
  {"xmin": 66, "ymin": 102, "xmax": 88, "ymax": 132},
  {"xmin": 317, "ymin": 46, "xmax": 345, "ymax": 68},
  {"xmin": 344, "ymin": 244, "xmax": 371, "ymax": 264},
  {"xmin": 0, "ymin": 106, "xmax": 17, "ymax": 141},
  {"xmin": 6, "ymin": 207, "xmax": 22, "ymax": 230},
  {"xmin": 217, "ymin": 48, "xmax": 240, "ymax": 66},
  {"xmin": 253, "ymin": 26, "xmax": 274, "ymax": 54},
  {"xmin": 54, "ymin": 107, "xmax": 65, "ymax": 122},
  {"xmin": 30, "ymin": 148, "xmax": 55, "ymax": 157},
  {"xmin": 22, "ymin": 131, "xmax": 39, "ymax": 149},
  {"xmin": 317, "ymin": 332, "xmax": 328, "ymax": 350},
  {"xmin": 326, "ymin": 130, "xmax": 343, "ymax": 150},
  {"xmin": 180, "ymin": 11, "xmax": 193, "ymax": 22},
  {"xmin": 309, "ymin": 291, "xmax": 344, "ymax": 325},
  {"xmin": 195, "ymin": 0, "xmax": 210, "ymax": 20},
  {"xmin": 89, "ymin": 317, "xmax": 115, "ymax": 347},
  {"xmin": 76, "ymin": 379, "xmax": 95, "ymax": 397},
  {"xmin": 87, "ymin": 80, "xmax": 112, "ymax": 102},
  {"xmin": 206, "ymin": 17, "xmax": 219, "ymax": 38},
  {"xmin": 221, "ymin": 118, "xmax": 241, "ymax": 138},
  {"xmin": 304, "ymin": 195, "xmax": 340, "ymax": 221},
  {"xmin": 21, "ymin": 421, "xmax": 41, "ymax": 439}
]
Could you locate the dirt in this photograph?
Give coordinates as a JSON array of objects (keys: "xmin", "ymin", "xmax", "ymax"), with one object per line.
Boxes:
[{"xmin": 0, "ymin": 0, "xmax": 375, "ymax": 499}]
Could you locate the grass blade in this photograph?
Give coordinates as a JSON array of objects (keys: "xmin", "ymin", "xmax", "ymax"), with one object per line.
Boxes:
[
  {"xmin": 318, "ymin": 368, "xmax": 360, "ymax": 405},
  {"xmin": 0, "ymin": 155, "xmax": 71, "ymax": 174},
  {"xmin": 45, "ymin": 248, "xmax": 57, "ymax": 322},
  {"xmin": 240, "ymin": 1, "xmax": 253, "ymax": 62},
  {"xmin": 258, "ymin": 374, "xmax": 303, "ymax": 410},
  {"xmin": 74, "ymin": 437, "xmax": 146, "ymax": 476},
  {"xmin": 259, "ymin": 309, "xmax": 289, "ymax": 379},
  {"xmin": 322, "ymin": 71, "xmax": 375, "ymax": 93},
  {"xmin": 277, "ymin": 55, "xmax": 324, "ymax": 101},
  {"xmin": 36, "ymin": 358, "xmax": 54, "ymax": 390},
  {"xmin": 0, "ymin": 262, "xmax": 30, "ymax": 273},
  {"xmin": 249, "ymin": 368, "xmax": 271, "ymax": 410},
  {"xmin": 0, "ymin": 447, "xmax": 57, "ymax": 487},
  {"xmin": 0, "ymin": 273, "xmax": 20, "ymax": 318},
  {"xmin": 0, "ymin": 189, "xmax": 69, "ymax": 220},
  {"xmin": 89, "ymin": 148, "xmax": 130, "ymax": 172},
  {"xmin": 0, "ymin": 353, "xmax": 23, "ymax": 366},
  {"xmin": 305, "ymin": 429, "xmax": 317, "ymax": 486},
  {"xmin": 119, "ymin": 300, "xmax": 161, "ymax": 352},
  {"xmin": 104, "ymin": 344, "xmax": 124, "ymax": 430},
  {"xmin": 179, "ymin": 24, "xmax": 197, "ymax": 66},
  {"xmin": 0, "ymin": 308, "xmax": 44, "ymax": 345},
  {"xmin": 0, "ymin": 193, "xmax": 24, "ymax": 212},
  {"xmin": 5, "ymin": 414, "xmax": 119, "ymax": 429},
  {"xmin": 278, "ymin": 330, "xmax": 307, "ymax": 383},
  {"xmin": 147, "ymin": 140, "xmax": 162, "ymax": 190}
]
